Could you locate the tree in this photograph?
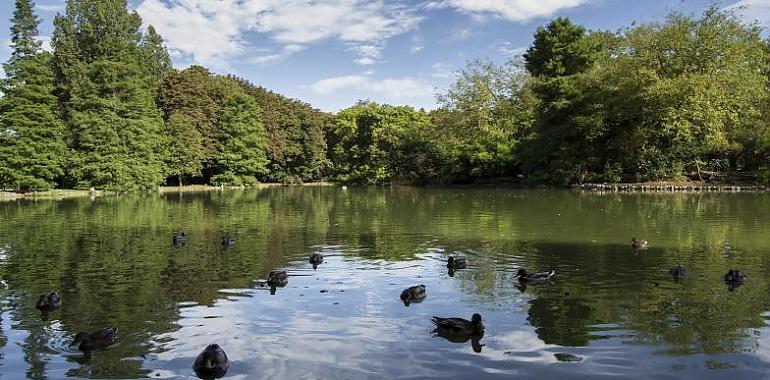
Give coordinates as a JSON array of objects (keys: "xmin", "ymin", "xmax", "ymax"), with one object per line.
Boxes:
[
  {"xmin": 140, "ymin": 25, "xmax": 172, "ymax": 88},
  {"xmin": 211, "ymin": 92, "xmax": 269, "ymax": 185},
  {"xmin": 230, "ymin": 76, "xmax": 330, "ymax": 183},
  {"xmin": 524, "ymin": 17, "xmax": 598, "ymax": 78},
  {"xmin": 0, "ymin": 0, "xmax": 68, "ymax": 192},
  {"xmin": 330, "ymin": 102, "xmax": 434, "ymax": 184},
  {"xmin": 165, "ymin": 112, "xmax": 205, "ymax": 186},
  {"xmin": 52, "ymin": 0, "xmax": 167, "ymax": 191}
]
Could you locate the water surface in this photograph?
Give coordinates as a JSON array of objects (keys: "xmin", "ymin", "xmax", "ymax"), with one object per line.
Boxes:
[{"xmin": 1, "ymin": 188, "xmax": 769, "ymax": 379}]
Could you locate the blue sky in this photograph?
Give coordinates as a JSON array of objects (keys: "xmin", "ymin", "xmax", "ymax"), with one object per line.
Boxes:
[{"xmin": 1, "ymin": 0, "xmax": 769, "ymax": 112}]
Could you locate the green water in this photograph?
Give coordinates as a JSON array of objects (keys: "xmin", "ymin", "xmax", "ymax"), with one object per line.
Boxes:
[{"xmin": 0, "ymin": 188, "xmax": 769, "ymax": 379}]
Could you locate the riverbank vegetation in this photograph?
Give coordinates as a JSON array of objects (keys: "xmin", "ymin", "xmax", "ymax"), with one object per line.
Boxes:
[{"xmin": 1, "ymin": 0, "xmax": 769, "ymax": 192}]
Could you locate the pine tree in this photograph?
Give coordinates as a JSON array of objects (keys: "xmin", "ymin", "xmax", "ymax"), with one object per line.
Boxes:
[
  {"xmin": 52, "ymin": 0, "xmax": 167, "ymax": 191},
  {"xmin": 0, "ymin": 0, "xmax": 68, "ymax": 192},
  {"xmin": 140, "ymin": 25, "xmax": 172, "ymax": 87}
]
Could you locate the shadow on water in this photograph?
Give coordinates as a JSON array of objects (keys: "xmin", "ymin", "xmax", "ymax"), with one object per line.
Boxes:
[{"xmin": 0, "ymin": 188, "xmax": 769, "ymax": 378}]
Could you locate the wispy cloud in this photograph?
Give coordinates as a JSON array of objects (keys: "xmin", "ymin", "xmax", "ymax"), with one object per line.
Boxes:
[
  {"xmin": 250, "ymin": 44, "xmax": 306, "ymax": 66},
  {"xmin": 309, "ymin": 73, "xmax": 434, "ymax": 100},
  {"xmin": 426, "ymin": 0, "xmax": 593, "ymax": 23},
  {"xmin": 37, "ymin": 4, "xmax": 64, "ymax": 13},
  {"xmin": 729, "ymin": 0, "xmax": 770, "ymax": 28},
  {"xmin": 431, "ymin": 63, "xmax": 456, "ymax": 79},
  {"xmin": 135, "ymin": 0, "xmax": 421, "ymax": 68},
  {"xmin": 491, "ymin": 40, "xmax": 527, "ymax": 57}
]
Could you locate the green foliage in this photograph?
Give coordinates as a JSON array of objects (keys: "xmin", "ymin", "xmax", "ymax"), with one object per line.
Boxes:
[
  {"xmin": 330, "ymin": 102, "xmax": 434, "ymax": 184},
  {"xmin": 211, "ymin": 92, "xmax": 269, "ymax": 186},
  {"xmin": 524, "ymin": 17, "xmax": 598, "ymax": 78},
  {"xmin": 165, "ymin": 112, "xmax": 205, "ymax": 186},
  {"xmin": 140, "ymin": 25, "xmax": 172, "ymax": 88},
  {"xmin": 0, "ymin": 1, "xmax": 68, "ymax": 192},
  {"xmin": 52, "ymin": 0, "xmax": 167, "ymax": 191},
  {"xmin": 230, "ymin": 77, "xmax": 330, "ymax": 183}
]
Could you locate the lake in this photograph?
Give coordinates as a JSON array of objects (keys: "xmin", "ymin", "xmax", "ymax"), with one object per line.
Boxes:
[{"xmin": 1, "ymin": 187, "xmax": 769, "ymax": 379}]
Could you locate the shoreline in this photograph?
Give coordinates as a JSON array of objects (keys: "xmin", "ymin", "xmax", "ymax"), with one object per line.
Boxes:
[
  {"xmin": 573, "ymin": 182, "xmax": 768, "ymax": 193},
  {"xmin": 0, "ymin": 182, "xmax": 337, "ymax": 201},
  {"xmin": 2, "ymin": 181, "xmax": 767, "ymax": 202}
]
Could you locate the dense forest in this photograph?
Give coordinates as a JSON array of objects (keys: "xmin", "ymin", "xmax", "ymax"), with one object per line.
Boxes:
[{"xmin": 1, "ymin": 0, "xmax": 769, "ymax": 192}]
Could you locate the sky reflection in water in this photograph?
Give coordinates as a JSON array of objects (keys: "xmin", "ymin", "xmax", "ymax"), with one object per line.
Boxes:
[{"xmin": 0, "ymin": 188, "xmax": 769, "ymax": 379}]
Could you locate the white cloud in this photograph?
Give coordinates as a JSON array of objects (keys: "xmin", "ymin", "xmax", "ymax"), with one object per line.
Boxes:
[
  {"xmin": 309, "ymin": 74, "xmax": 434, "ymax": 100},
  {"xmin": 431, "ymin": 62, "xmax": 456, "ymax": 79},
  {"xmin": 427, "ymin": 0, "xmax": 593, "ymax": 23},
  {"xmin": 135, "ymin": 0, "xmax": 421, "ymax": 68},
  {"xmin": 36, "ymin": 36, "xmax": 52, "ymax": 52},
  {"xmin": 250, "ymin": 44, "xmax": 306, "ymax": 65},
  {"xmin": 729, "ymin": 0, "xmax": 770, "ymax": 28},
  {"xmin": 37, "ymin": 4, "xmax": 64, "ymax": 13},
  {"xmin": 492, "ymin": 40, "xmax": 527, "ymax": 57},
  {"xmin": 352, "ymin": 44, "xmax": 383, "ymax": 65}
]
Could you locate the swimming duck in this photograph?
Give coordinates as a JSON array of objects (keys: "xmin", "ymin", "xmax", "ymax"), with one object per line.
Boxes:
[
  {"xmin": 669, "ymin": 264, "xmax": 686, "ymax": 278},
  {"xmin": 400, "ymin": 285, "xmax": 426, "ymax": 306},
  {"xmin": 515, "ymin": 268, "xmax": 555, "ymax": 283},
  {"xmin": 35, "ymin": 291, "xmax": 62, "ymax": 311},
  {"xmin": 631, "ymin": 238, "xmax": 648, "ymax": 250},
  {"xmin": 447, "ymin": 256, "xmax": 467, "ymax": 270},
  {"xmin": 431, "ymin": 313, "xmax": 484, "ymax": 337},
  {"xmin": 172, "ymin": 232, "xmax": 188, "ymax": 246},
  {"xmin": 70, "ymin": 327, "xmax": 118, "ymax": 351},
  {"xmin": 221, "ymin": 237, "xmax": 236, "ymax": 247},
  {"xmin": 193, "ymin": 343, "xmax": 229, "ymax": 379},
  {"xmin": 309, "ymin": 253, "xmax": 324, "ymax": 265},
  {"xmin": 724, "ymin": 269, "xmax": 746, "ymax": 284},
  {"xmin": 267, "ymin": 271, "xmax": 288, "ymax": 287}
]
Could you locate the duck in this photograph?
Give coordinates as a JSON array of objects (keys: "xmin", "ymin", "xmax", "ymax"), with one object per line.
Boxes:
[
  {"xmin": 221, "ymin": 237, "xmax": 236, "ymax": 247},
  {"xmin": 400, "ymin": 285, "xmax": 426, "ymax": 306},
  {"xmin": 193, "ymin": 343, "xmax": 229, "ymax": 379},
  {"xmin": 431, "ymin": 313, "xmax": 484, "ymax": 337},
  {"xmin": 447, "ymin": 256, "xmax": 467, "ymax": 270},
  {"xmin": 669, "ymin": 264, "xmax": 686, "ymax": 278},
  {"xmin": 70, "ymin": 327, "xmax": 118, "ymax": 351},
  {"xmin": 631, "ymin": 238, "xmax": 648, "ymax": 250},
  {"xmin": 724, "ymin": 269, "xmax": 746, "ymax": 284},
  {"xmin": 35, "ymin": 291, "xmax": 62, "ymax": 311},
  {"xmin": 172, "ymin": 232, "xmax": 188, "ymax": 246},
  {"xmin": 267, "ymin": 270, "xmax": 288, "ymax": 287},
  {"xmin": 309, "ymin": 253, "xmax": 324, "ymax": 266},
  {"xmin": 515, "ymin": 268, "xmax": 555, "ymax": 283}
]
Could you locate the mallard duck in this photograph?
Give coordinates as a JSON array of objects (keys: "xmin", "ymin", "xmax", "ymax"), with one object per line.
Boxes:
[
  {"xmin": 515, "ymin": 268, "xmax": 555, "ymax": 283},
  {"xmin": 221, "ymin": 237, "xmax": 236, "ymax": 247},
  {"xmin": 267, "ymin": 271, "xmax": 288, "ymax": 287},
  {"xmin": 400, "ymin": 285, "xmax": 426, "ymax": 306},
  {"xmin": 172, "ymin": 232, "xmax": 187, "ymax": 246},
  {"xmin": 447, "ymin": 256, "xmax": 467, "ymax": 270},
  {"xmin": 431, "ymin": 313, "xmax": 484, "ymax": 337},
  {"xmin": 724, "ymin": 269, "xmax": 746, "ymax": 284},
  {"xmin": 193, "ymin": 343, "xmax": 229, "ymax": 379},
  {"xmin": 35, "ymin": 291, "xmax": 62, "ymax": 311},
  {"xmin": 70, "ymin": 327, "xmax": 117, "ymax": 351},
  {"xmin": 631, "ymin": 238, "xmax": 648, "ymax": 250},
  {"xmin": 669, "ymin": 264, "xmax": 686, "ymax": 278}
]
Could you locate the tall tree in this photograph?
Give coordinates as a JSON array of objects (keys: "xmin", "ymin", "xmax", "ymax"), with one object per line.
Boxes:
[
  {"xmin": 165, "ymin": 112, "xmax": 205, "ymax": 186},
  {"xmin": 0, "ymin": 0, "xmax": 68, "ymax": 192},
  {"xmin": 140, "ymin": 25, "xmax": 172, "ymax": 87},
  {"xmin": 52, "ymin": 0, "xmax": 167, "ymax": 190},
  {"xmin": 211, "ymin": 92, "xmax": 269, "ymax": 186}
]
